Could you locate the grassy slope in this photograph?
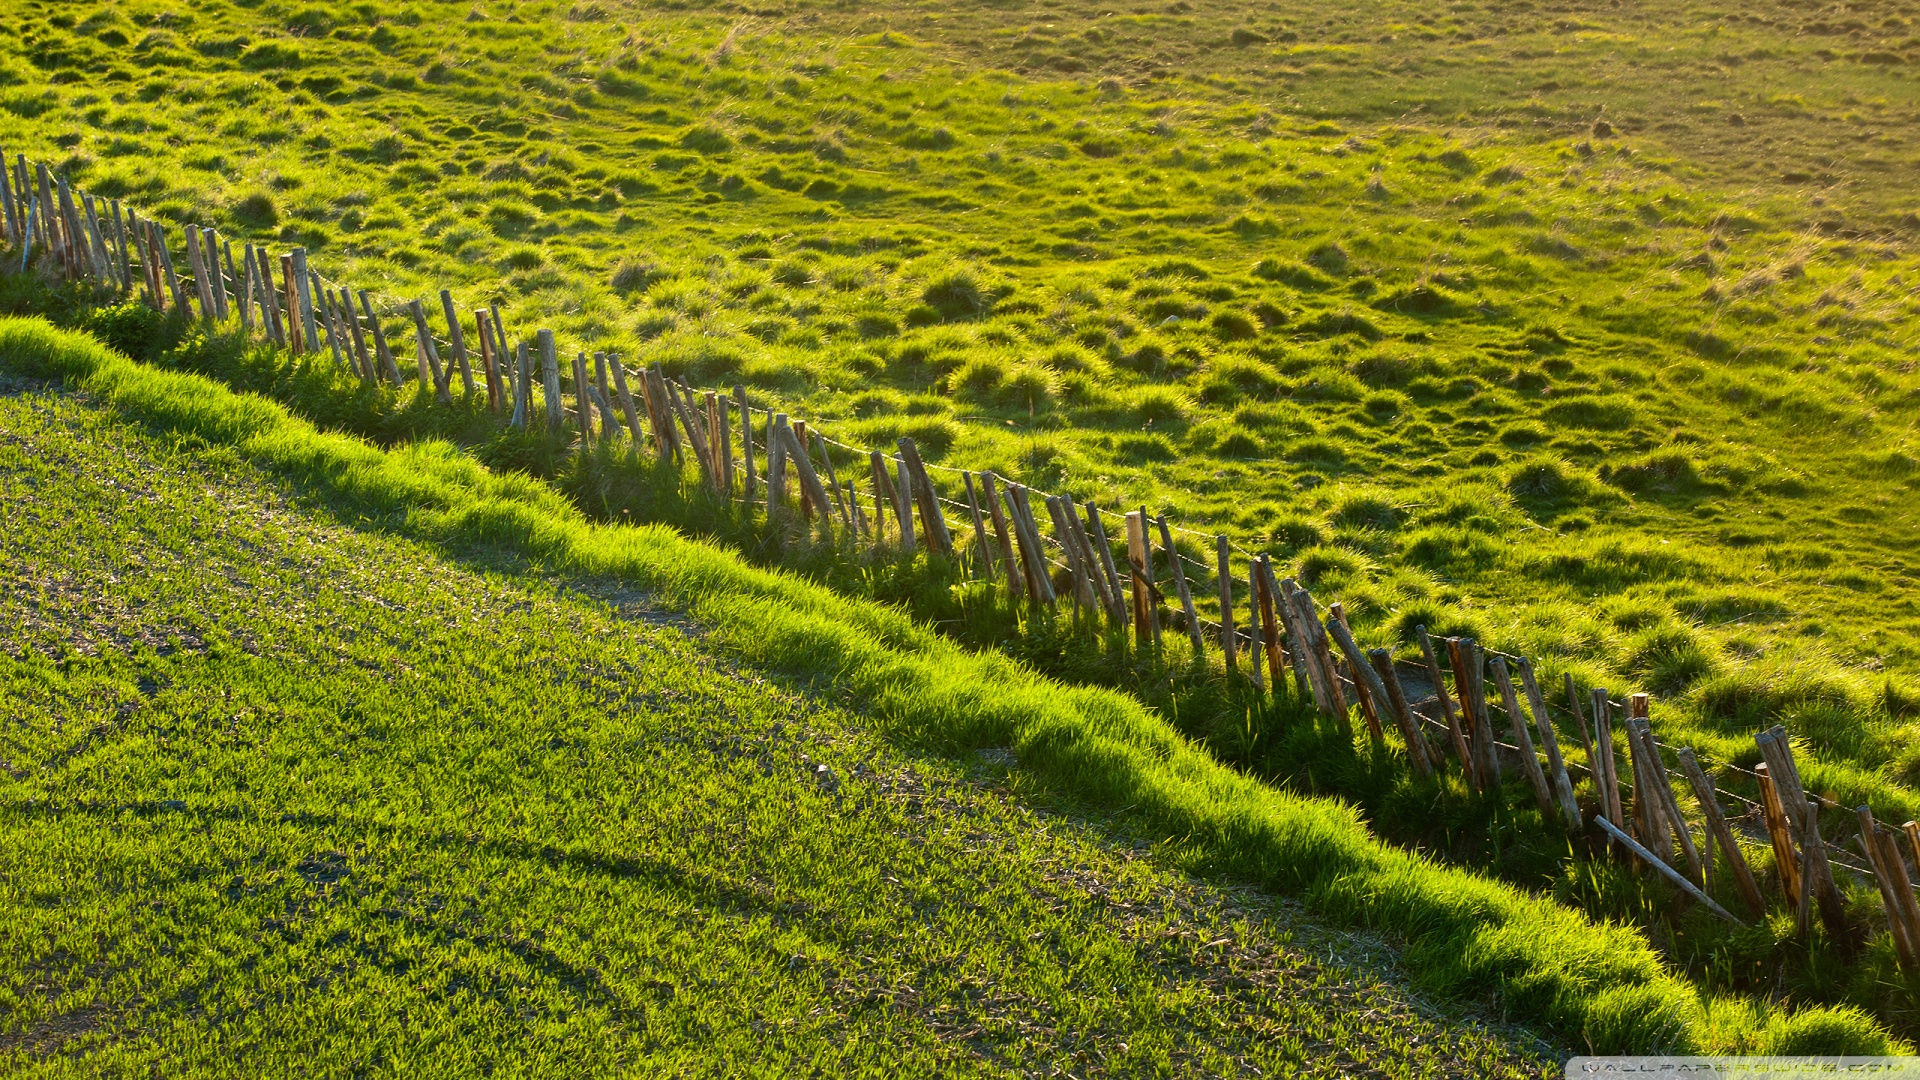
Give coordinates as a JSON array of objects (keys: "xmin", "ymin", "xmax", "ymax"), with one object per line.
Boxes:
[
  {"xmin": 0, "ymin": 362, "xmax": 1557, "ymax": 1075},
  {"xmin": 0, "ymin": 315, "xmax": 1900, "ymax": 1056},
  {"xmin": 6, "ymin": 0, "xmax": 1920, "ymax": 826},
  {"xmin": 785, "ymin": 0, "xmax": 1920, "ymax": 226}
]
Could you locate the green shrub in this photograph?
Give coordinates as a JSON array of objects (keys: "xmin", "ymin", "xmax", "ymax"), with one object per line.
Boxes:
[
  {"xmin": 1131, "ymin": 386, "xmax": 1189, "ymax": 426},
  {"xmin": 1690, "ymin": 656, "xmax": 1869, "ymax": 731},
  {"xmin": 1295, "ymin": 544, "xmax": 1368, "ymax": 588}
]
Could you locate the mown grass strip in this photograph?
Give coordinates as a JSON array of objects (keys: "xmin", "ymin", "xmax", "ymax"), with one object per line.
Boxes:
[{"xmin": 0, "ymin": 314, "xmax": 1894, "ymax": 1055}]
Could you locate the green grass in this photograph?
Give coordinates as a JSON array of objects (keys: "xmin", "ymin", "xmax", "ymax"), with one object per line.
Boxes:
[
  {"xmin": 8, "ymin": 0, "xmax": 1920, "ymax": 1053},
  {"xmin": 8, "ymin": 0, "xmax": 1920, "ymax": 839},
  {"xmin": 1, "ymin": 314, "xmax": 1906, "ymax": 1058},
  {"xmin": 0, "ymin": 343, "xmax": 1570, "ymax": 1076},
  {"xmin": 39, "ymin": 286, "xmax": 1920, "ymax": 1042}
]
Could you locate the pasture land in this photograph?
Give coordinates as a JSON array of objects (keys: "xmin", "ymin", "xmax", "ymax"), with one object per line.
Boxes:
[
  {"xmin": 9, "ymin": 0, "xmax": 1920, "ymax": 737},
  {"xmin": 6, "ymin": 0, "xmax": 1920, "ymax": 1055},
  {"xmin": 0, "ymin": 361, "xmax": 1554, "ymax": 1075}
]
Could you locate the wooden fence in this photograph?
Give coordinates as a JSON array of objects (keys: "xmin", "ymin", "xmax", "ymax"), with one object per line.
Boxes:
[{"xmin": 9, "ymin": 147, "xmax": 1920, "ymax": 961}]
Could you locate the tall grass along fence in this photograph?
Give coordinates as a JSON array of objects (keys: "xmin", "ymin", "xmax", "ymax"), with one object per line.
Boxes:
[{"xmin": 7, "ymin": 146, "xmax": 1920, "ymax": 1046}]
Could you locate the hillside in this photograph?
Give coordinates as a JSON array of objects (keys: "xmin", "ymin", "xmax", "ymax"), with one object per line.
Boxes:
[
  {"xmin": 6, "ymin": 0, "xmax": 1919, "ymax": 697},
  {"xmin": 0, "ymin": 359, "xmax": 1552, "ymax": 1075},
  {"xmin": 7, "ymin": 0, "xmax": 1920, "ymax": 1059}
]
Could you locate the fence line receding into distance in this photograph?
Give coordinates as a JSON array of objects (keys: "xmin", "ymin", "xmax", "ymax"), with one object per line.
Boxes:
[{"xmin": 8, "ymin": 146, "xmax": 1918, "ymax": 961}]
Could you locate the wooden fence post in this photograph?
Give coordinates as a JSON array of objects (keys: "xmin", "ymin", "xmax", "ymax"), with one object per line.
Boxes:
[
  {"xmin": 1369, "ymin": 649, "xmax": 1433, "ymax": 777},
  {"xmin": 359, "ymin": 292, "xmax": 399, "ymax": 384},
  {"xmin": 538, "ymin": 330, "xmax": 562, "ymax": 431},
  {"xmin": 1517, "ymin": 660, "xmax": 1581, "ymax": 829},
  {"xmin": 571, "ymin": 352, "xmax": 594, "ymax": 447},
  {"xmin": 1084, "ymin": 504, "xmax": 1126, "ymax": 631},
  {"xmin": 1416, "ymin": 626, "xmax": 1473, "ymax": 783},
  {"xmin": 279, "ymin": 254, "xmax": 302, "ymax": 353},
  {"xmin": 896, "ymin": 438, "xmax": 952, "ymax": 558},
  {"xmin": 1293, "ymin": 586, "xmax": 1346, "ymax": 721},
  {"xmin": 1156, "ymin": 517, "xmax": 1204, "ymax": 658},
  {"xmin": 1045, "ymin": 497, "xmax": 1095, "ymax": 613},
  {"xmin": 735, "ymin": 387, "xmax": 755, "ymax": 506},
  {"xmin": 342, "ymin": 288, "xmax": 373, "ymax": 383},
  {"xmin": 1857, "ymin": 808, "xmax": 1920, "ymax": 973},
  {"xmin": 290, "ymin": 248, "xmax": 319, "ymax": 355},
  {"xmin": 203, "ymin": 227, "xmax": 229, "ymax": 320},
  {"xmin": 1492, "ymin": 657, "xmax": 1554, "ymax": 818},
  {"xmin": 777, "ymin": 419, "xmax": 834, "ymax": 543},
  {"xmin": 1758, "ymin": 729, "xmax": 1853, "ymax": 949},
  {"xmin": 1591, "ymin": 690, "xmax": 1625, "ymax": 854},
  {"xmin": 1064, "ymin": 506, "xmax": 1117, "ymax": 627},
  {"xmin": 1676, "ymin": 747, "xmax": 1765, "ymax": 917},
  {"xmin": 1216, "ymin": 537, "xmax": 1236, "ymax": 675},
  {"xmin": 410, "ymin": 299, "xmax": 450, "ymax": 402},
  {"xmin": 1878, "ymin": 821, "xmax": 1920, "ymax": 969},
  {"xmin": 608, "ymin": 357, "xmax": 644, "ymax": 443},
  {"xmin": 963, "ymin": 472, "xmax": 991, "ymax": 579},
  {"xmin": 1125, "ymin": 511, "xmax": 1155, "ymax": 652},
  {"xmin": 983, "ymin": 473, "xmax": 1022, "ymax": 599},
  {"xmin": 1325, "ymin": 616, "xmax": 1389, "ymax": 749},
  {"xmin": 1244, "ymin": 561, "xmax": 1264, "ymax": 693},
  {"xmin": 1003, "ymin": 485, "xmax": 1055, "ymax": 611},
  {"xmin": 1450, "ymin": 639, "xmax": 1497, "ymax": 787},
  {"xmin": 1279, "ymin": 579, "xmax": 1330, "ymax": 713},
  {"xmin": 1261, "ymin": 562, "xmax": 1303, "ymax": 698},
  {"xmin": 475, "ymin": 310, "xmax": 501, "ymax": 408},
  {"xmin": 1755, "ymin": 762, "xmax": 1800, "ymax": 905},
  {"xmin": 1330, "ymin": 603, "xmax": 1383, "ymax": 745}
]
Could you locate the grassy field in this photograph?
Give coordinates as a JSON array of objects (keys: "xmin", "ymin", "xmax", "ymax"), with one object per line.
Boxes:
[
  {"xmin": 0, "ymin": 362, "xmax": 1561, "ymax": 1075},
  {"xmin": 6, "ymin": 0, "xmax": 1920, "ymax": 1055},
  {"xmin": 15, "ymin": 313, "xmax": 1912, "ymax": 1057},
  {"xmin": 9, "ymin": 0, "xmax": 1920, "ymax": 794}
]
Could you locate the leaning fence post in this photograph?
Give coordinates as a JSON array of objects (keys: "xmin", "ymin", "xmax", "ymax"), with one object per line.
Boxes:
[
  {"xmin": 1492, "ymin": 657, "xmax": 1554, "ymax": 818},
  {"xmin": 962, "ymin": 472, "xmax": 991, "ymax": 579},
  {"xmin": 1518, "ymin": 659, "xmax": 1581, "ymax": 830},
  {"xmin": 1759, "ymin": 729, "xmax": 1853, "ymax": 948},
  {"xmin": 1595, "ymin": 816, "xmax": 1745, "ymax": 927},
  {"xmin": 1330, "ymin": 603, "xmax": 1382, "ymax": 744},
  {"xmin": 1325, "ymin": 616, "xmax": 1390, "ymax": 750},
  {"xmin": 734, "ymin": 387, "xmax": 756, "ymax": 506},
  {"xmin": 1155, "ymin": 517, "xmax": 1204, "ymax": 658},
  {"xmin": 1676, "ymin": 747, "xmax": 1764, "ymax": 917},
  {"xmin": 439, "ymin": 290, "xmax": 474, "ymax": 396},
  {"xmin": 1216, "ymin": 537, "xmax": 1236, "ymax": 675},
  {"xmin": 1243, "ymin": 562, "xmax": 1264, "ymax": 694},
  {"xmin": 1417, "ymin": 626, "xmax": 1473, "ymax": 784},
  {"xmin": 983, "ymin": 473, "xmax": 1022, "ymax": 599},
  {"xmin": 1369, "ymin": 648, "xmax": 1433, "ymax": 778}
]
